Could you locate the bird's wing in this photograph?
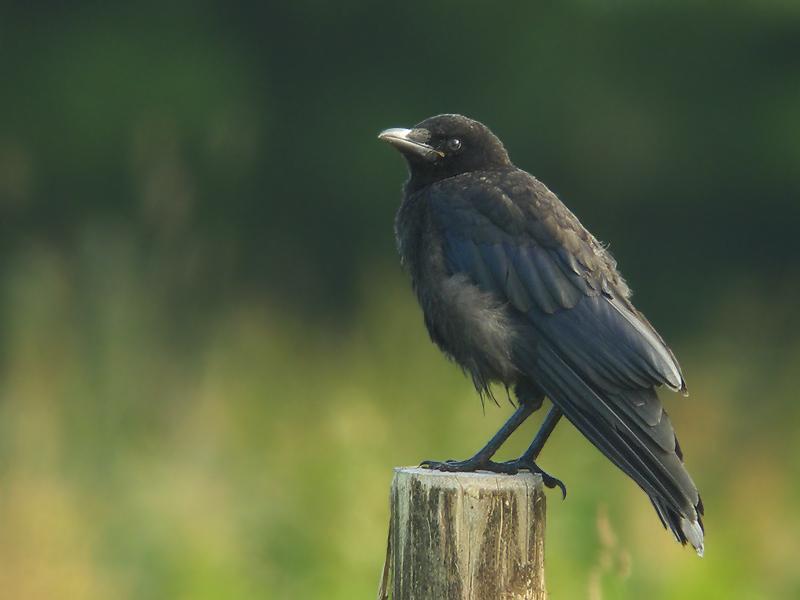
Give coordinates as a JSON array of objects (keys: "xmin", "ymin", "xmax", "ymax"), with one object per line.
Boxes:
[
  {"xmin": 428, "ymin": 172, "xmax": 704, "ymax": 551},
  {"xmin": 430, "ymin": 173, "xmax": 685, "ymax": 394}
]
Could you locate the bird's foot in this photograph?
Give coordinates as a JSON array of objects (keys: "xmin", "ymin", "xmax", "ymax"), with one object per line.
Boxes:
[
  {"xmin": 500, "ymin": 458, "xmax": 567, "ymax": 499},
  {"xmin": 419, "ymin": 456, "xmax": 566, "ymax": 498},
  {"xmin": 419, "ymin": 456, "xmax": 495, "ymax": 473},
  {"xmin": 419, "ymin": 456, "xmax": 533, "ymax": 476},
  {"xmin": 419, "ymin": 452, "xmax": 527, "ymax": 473}
]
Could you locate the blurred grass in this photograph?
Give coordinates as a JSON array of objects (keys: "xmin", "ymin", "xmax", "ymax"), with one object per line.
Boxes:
[{"xmin": 0, "ymin": 229, "xmax": 798, "ymax": 599}]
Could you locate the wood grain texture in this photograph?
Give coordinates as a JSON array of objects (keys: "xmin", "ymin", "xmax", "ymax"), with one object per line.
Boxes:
[{"xmin": 382, "ymin": 467, "xmax": 546, "ymax": 600}]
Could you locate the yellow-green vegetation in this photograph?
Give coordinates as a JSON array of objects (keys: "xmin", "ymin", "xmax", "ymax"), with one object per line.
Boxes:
[{"xmin": 1, "ymin": 233, "xmax": 798, "ymax": 599}]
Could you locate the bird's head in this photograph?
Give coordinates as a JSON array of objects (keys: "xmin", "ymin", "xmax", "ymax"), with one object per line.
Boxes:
[{"xmin": 379, "ymin": 114, "xmax": 511, "ymax": 189}]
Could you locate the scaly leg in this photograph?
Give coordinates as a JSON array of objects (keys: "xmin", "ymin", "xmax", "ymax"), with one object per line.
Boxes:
[
  {"xmin": 502, "ymin": 406, "xmax": 566, "ymax": 497},
  {"xmin": 420, "ymin": 401, "xmax": 536, "ymax": 472}
]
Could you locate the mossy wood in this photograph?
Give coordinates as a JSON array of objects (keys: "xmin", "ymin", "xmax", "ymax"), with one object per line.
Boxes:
[{"xmin": 379, "ymin": 467, "xmax": 546, "ymax": 600}]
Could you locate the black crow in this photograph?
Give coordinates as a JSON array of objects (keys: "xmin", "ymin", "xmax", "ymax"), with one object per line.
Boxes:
[{"xmin": 379, "ymin": 114, "xmax": 704, "ymax": 555}]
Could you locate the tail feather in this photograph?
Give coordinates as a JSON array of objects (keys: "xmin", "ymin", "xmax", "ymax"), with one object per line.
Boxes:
[{"xmin": 529, "ymin": 339, "xmax": 704, "ymax": 554}]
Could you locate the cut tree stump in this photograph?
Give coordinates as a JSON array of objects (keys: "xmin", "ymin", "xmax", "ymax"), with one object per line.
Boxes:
[{"xmin": 379, "ymin": 467, "xmax": 547, "ymax": 600}]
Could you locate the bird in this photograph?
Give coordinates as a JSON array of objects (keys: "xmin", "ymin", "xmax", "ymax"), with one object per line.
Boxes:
[{"xmin": 378, "ymin": 114, "xmax": 704, "ymax": 555}]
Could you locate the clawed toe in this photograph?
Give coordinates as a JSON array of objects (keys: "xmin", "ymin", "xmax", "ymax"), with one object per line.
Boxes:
[
  {"xmin": 419, "ymin": 459, "xmax": 443, "ymax": 469},
  {"xmin": 503, "ymin": 459, "xmax": 567, "ymax": 499},
  {"xmin": 540, "ymin": 473, "xmax": 567, "ymax": 499},
  {"xmin": 419, "ymin": 458, "xmax": 484, "ymax": 472}
]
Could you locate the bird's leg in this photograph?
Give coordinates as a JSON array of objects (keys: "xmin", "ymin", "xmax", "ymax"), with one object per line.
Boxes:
[
  {"xmin": 518, "ymin": 404, "xmax": 563, "ymax": 462},
  {"xmin": 419, "ymin": 402, "xmax": 535, "ymax": 472},
  {"xmin": 501, "ymin": 406, "xmax": 567, "ymax": 497}
]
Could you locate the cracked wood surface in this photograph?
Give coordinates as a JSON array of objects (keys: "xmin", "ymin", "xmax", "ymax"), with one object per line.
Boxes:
[{"xmin": 383, "ymin": 467, "xmax": 546, "ymax": 600}]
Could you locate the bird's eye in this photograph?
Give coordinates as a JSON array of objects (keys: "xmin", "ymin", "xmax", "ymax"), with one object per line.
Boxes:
[{"xmin": 446, "ymin": 138, "xmax": 462, "ymax": 152}]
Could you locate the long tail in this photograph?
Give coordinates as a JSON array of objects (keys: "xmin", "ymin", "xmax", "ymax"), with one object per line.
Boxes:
[{"xmin": 531, "ymin": 339, "xmax": 705, "ymax": 554}]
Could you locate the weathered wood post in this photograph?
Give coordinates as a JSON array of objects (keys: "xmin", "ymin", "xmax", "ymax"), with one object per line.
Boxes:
[{"xmin": 379, "ymin": 467, "xmax": 547, "ymax": 600}]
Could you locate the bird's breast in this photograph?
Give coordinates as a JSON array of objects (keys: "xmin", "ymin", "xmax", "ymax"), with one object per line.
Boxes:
[{"xmin": 395, "ymin": 193, "xmax": 518, "ymax": 387}]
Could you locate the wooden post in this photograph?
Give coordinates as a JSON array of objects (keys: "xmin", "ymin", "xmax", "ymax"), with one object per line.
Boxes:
[{"xmin": 379, "ymin": 467, "xmax": 547, "ymax": 600}]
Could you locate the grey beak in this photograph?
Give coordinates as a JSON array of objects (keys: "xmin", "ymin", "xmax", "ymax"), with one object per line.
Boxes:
[{"xmin": 378, "ymin": 127, "xmax": 443, "ymax": 161}]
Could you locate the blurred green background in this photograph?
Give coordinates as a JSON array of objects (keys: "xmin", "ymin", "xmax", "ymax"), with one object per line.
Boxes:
[{"xmin": 1, "ymin": 2, "xmax": 799, "ymax": 598}]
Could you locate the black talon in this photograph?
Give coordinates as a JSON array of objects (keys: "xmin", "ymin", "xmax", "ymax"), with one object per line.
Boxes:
[
  {"xmin": 541, "ymin": 473, "xmax": 567, "ymax": 500},
  {"xmin": 502, "ymin": 458, "xmax": 567, "ymax": 499}
]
